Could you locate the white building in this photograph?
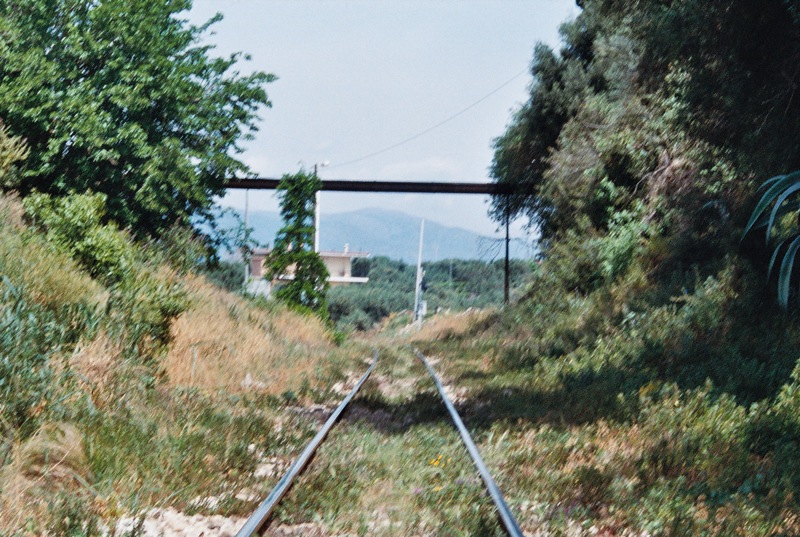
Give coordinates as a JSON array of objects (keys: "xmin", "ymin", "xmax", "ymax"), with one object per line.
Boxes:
[{"xmin": 247, "ymin": 244, "xmax": 369, "ymax": 295}]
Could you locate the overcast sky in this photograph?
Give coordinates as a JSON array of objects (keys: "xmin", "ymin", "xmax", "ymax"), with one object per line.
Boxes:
[{"xmin": 186, "ymin": 0, "xmax": 580, "ymax": 237}]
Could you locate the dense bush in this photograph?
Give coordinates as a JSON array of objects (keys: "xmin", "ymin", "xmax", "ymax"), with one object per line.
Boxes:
[
  {"xmin": 22, "ymin": 192, "xmax": 188, "ymax": 361},
  {"xmin": 23, "ymin": 192, "xmax": 134, "ymax": 284},
  {"xmin": 0, "ymin": 0, "xmax": 274, "ymax": 238}
]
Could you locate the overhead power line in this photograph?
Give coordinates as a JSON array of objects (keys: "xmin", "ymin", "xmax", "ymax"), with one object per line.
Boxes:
[{"xmin": 327, "ymin": 68, "xmax": 529, "ymax": 170}]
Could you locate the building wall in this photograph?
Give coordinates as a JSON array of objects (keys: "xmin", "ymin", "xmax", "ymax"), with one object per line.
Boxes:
[
  {"xmin": 324, "ymin": 257, "xmax": 351, "ymax": 278},
  {"xmin": 249, "ymin": 251, "xmax": 365, "ymax": 284},
  {"xmin": 250, "ymin": 255, "xmax": 266, "ymax": 279}
]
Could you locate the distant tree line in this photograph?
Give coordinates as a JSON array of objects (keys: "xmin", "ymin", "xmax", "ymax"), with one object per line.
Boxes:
[{"xmin": 328, "ymin": 256, "xmax": 535, "ymax": 330}]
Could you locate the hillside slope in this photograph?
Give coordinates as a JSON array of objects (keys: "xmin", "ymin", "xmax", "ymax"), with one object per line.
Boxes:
[
  {"xmin": 419, "ymin": 0, "xmax": 800, "ymax": 533},
  {"xmin": 0, "ymin": 194, "xmax": 363, "ymax": 534}
]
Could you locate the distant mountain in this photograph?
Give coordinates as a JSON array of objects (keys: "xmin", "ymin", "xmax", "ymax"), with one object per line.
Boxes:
[{"xmin": 221, "ymin": 208, "xmax": 535, "ymax": 263}]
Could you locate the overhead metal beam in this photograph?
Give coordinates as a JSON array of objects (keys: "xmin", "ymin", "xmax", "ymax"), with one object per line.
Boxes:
[{"xmin": 224, "ymin": 178, "xmax": 514, "ymax": 195}]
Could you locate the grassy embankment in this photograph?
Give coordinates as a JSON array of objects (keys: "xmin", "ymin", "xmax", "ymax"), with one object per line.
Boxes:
[{"xmin": 0, "ymin": 193, "xmax": 367, "ymax": 535}]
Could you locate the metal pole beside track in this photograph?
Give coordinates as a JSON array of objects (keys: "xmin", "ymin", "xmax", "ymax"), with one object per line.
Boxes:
[
  {"xmin": 413, "ymin": 349, "xmax": 524, "ymax": 537},
  {"xmin": 235, "ymin": 350, "xmax": 379, "ymax": 537}
]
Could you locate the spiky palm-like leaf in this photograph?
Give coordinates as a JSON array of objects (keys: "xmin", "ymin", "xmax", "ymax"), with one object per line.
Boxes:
[{"xmin": 744, "ymin": 170, "xmax": 800, "ymax": 308}]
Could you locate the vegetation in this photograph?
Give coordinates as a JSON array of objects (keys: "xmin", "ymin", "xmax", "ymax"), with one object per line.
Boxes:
[
  {"xmin": 5, "ymin": 0, "xmax": 800, "ymax": 534},
  {"xmin": 0, "ymin": 50, "xmax": 353, "ymax": 531},
  {"xmin": 440, "ymin": 0, "xmax": 800, "ymax": 532},
  {"xmin": 328, "ymin": 257, "xmax": 536, "ymax": 331},
  {"xmin": 267, "ymin": 170, "xmax": 330, "ymax": 318},
  {"xmin": 744, "ymin": 170, "xmax": 800, "ymax": 308},
  {"xmin": 0, "ymin": 0, "xmax": 274, "ymax": 238},
  {"xmin": 0, "ymin": 188, "xmax": 360, "ymax": 534}
]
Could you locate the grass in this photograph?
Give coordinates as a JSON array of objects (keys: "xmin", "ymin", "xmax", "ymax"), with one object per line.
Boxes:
[
  {"xmin": 0, "ymin": 423, "xmax": 92, "ymax": 533},
  {"xmin": 0, "ymin": 195, "xmax": 105, "ymax": 313},
  {"xmin": 5, "ymin": 184, "xmax": 800, "ymax": 535},
  {"xmin": 263, "ymin": 348, "xmax": 507, "ymax": 536},
  {"xmin": 0, "ymin": 192, "xmax": 370, "ymax": 535},
  {"xmin": 398, "ymin": 271, "xmax": 800, "ymax": 535},
  {"xmin": 164, "ymin": 273, "xmax": 336, "ymax": 394}
]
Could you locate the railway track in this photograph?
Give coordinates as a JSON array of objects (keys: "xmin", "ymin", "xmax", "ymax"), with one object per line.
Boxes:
[{"xmin": 235, "ymin": 348, "xmax": 523, "ymax": 537}]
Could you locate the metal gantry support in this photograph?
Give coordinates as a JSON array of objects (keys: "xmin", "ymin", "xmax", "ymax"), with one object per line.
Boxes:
[
  {"xmin": 413, "ymin": 220, "xmax": 425, "ymax": 328},
  {"xmin": 225, "ymin": 177, "xmax": 517, "ymax": 307},
  {"xmin": 225, "ymin": 178, "xmax": 513, "ymax": 195},
  {"xmin": 504, "ymin": 196, "xmax": 510, "ymax": 305}
]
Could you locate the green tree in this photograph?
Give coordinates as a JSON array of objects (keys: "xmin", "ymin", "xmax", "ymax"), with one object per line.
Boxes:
[
  {"xmin": 489, "ymin": 24, "xmax": 596, "ymax": 238},
  {"xmin": 267, "ymin": 170, "xmax": 329, "ymax": 316},
  {"xmin": 0, "ymin": 0, "xmax": 275, "ymax": 237},
  {"xmin": 490, "ymin": 0, "xmax": 800, "ymax": 241}
]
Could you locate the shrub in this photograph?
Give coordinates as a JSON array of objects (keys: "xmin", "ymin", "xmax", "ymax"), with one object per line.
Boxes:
[
  {"xmin": 0, "ymin": 121, "xmax": 28, "ymax": 190},
  {"xmin": 0, "ymin": 196, "xmax": 104, "ymax": 313},
  {"xmin": 22, "ymin": 192, "xmax": 188, "ymax": 361},
  {"xmin": 23, "ymin": 192, "xmax": 134, "ymax": 285}
]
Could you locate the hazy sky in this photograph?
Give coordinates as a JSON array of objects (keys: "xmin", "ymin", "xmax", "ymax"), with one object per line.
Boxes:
[{"xmin": 186, "ymin": 0, "xmax": 580, "ymax": 237}]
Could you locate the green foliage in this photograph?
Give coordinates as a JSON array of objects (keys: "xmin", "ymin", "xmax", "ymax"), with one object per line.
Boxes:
[
  {"xmin": 636, "ymin": 0, "xmax": 800, "ymax": 175},
  {"xmin": 328, "ymin": 257, "xmax": 535, "ymax": 330},
  {"xmin": 0, "ymin": 278, "xmax": 59, "ymax": 439},
  {"xmin": 0, "ymin": 0, "xmax": 275, "ymax": 237},
  {"xmin": 85, "ymin": 391, "xmax": 304, "ymax": 514},
  {"xmin": 46, "ymin": 492, "xmax": 100, "ymax": 537},
  {"xmin": 22, "ymin": 192, "xmax": 187, "ymax": 361},
  {"xmin": 491, "ymin": 0, "xmax": 800, "ymax": 246},
  {"xmin": 479, "ymin": 8, "xmax": 800, "ymax": 530},
  {"xmin": 596, "ymin": 204, "xmax": 647, "ymax": 282},
  {"xmin": 420, "ymin": 247, "xmax": 800, "ymax": 531},
  {"xmin": 23, "ymin": 192, "xmax": 133, "ymax": 284},
  {"xmin": 105, "ymin": 269, "xmax": 188, "ymax": 361},
  {"xmin": 268, "ymin": 170, "xmax": 329, "ymax": 317},
  {"xmin": 202, "ymin": 260, "xmax": 246, "ymax": 292},
  {"xmin": 743, "ymin": 170, "xmax": 800, "ymax": 308},
  {"xmin": 489, "ymin": 38, "xmax": 593, "ymax": 231}
]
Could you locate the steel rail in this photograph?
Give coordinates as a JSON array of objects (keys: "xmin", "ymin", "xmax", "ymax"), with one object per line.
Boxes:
[
  {"xmin": 413, "ymin": 349, "xmax": 524, "ymax": 537},
  {"xmin": 235, "ymin": 350, "xmax": 379, "ymax": 537}
]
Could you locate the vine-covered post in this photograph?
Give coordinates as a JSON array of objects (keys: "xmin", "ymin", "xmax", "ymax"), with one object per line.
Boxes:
[{"xmin": 267, "ymin": 170, "xmax": 329, "ymax": 318}]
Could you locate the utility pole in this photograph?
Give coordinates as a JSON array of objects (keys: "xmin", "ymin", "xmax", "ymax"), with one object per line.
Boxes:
[
  {"xmin": 313, "ymin": 164, "xmax": 320, "ymax": 253},
  {"xmin": 243, "ymin": 188, "xmax": 250, "ymax": 289},
  {"xmin": 504, "ymin": 197, "xmax": 510, "ymax": 305},
  {"xmin": 312, "ymin": 162, "xmax": 329, "ymax": 253},
  {"xmin": 413, "ymin": 220, "xmax": 425, "ymax": 328}
]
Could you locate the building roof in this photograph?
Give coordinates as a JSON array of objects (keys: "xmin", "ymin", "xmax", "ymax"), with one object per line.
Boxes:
[
  {"xmin": 251, "ymin": 248, "xmax": 369, "ymax": 258},
  {"xmin": 317, "ymin": 250, "xmax": 370, "ymax": 258}
]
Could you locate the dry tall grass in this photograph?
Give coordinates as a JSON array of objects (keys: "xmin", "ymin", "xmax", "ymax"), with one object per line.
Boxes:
[
  {"xmin": 410, "ymin": 308, "xmax": 495, "ymax": 342},
  {"xmin": 69, "ymin": 332, "xmax": 123, "ymax": 398},
  {"xmin": 0, "ymin": 423, "xmax": 91, "ymax": 533},
  {"xmin": 164, "ymin": 274, "xmax": 333, "ymax": 393}
]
